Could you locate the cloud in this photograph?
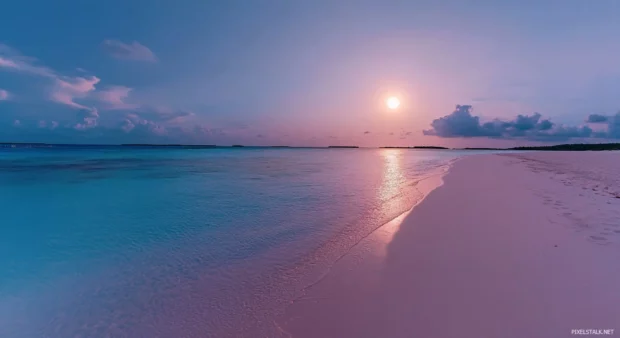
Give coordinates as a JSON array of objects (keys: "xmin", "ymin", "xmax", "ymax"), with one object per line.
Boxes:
[
  {"xmin": 3, "ymin": 118, "xmax": 155, "ymax": 144},
  {"xmin": 0, "ymin": 44, "xmax": 218, "ymax": 144},
  {"xmin": 513, "ymin": 113, "xmax": 546, "ymax": 131},
  {"xmin": 0, "ymin": 57, "xmax": 18, "ymax": 69},
  {"xmin": 129, "ymin": 119, "xmax": 167, "ymax": 136},
  {"xmin": 424, "ymin": 104, "xmax": 597, "ymax": 141},
  {"xmin": 586, "ymin": 114, "xmax": 609, "ymax": 123},
  {"xmin": 73, "ymin": 109, "xmax": 99, "ymax": 130},
  {"xmin": 424, "ymin": 105, "xmax": 489, "ymax": 138},
  {"xmin": 0, "ymin": 89, "xmax": 9, "ymax": 101},
  {"xmin": 0, "ymin": 44, "xmax": 56, "ymax": 77},
  {"xmin": 0, "ymin": 56, "xmax": 55, "ymax": 77},
  {"xmin": 3, "ymin": 110, "xmax": 262, "ymax": 145},
  {"xmin": 50, "ymin": 76, "xmax": 100, "ymax": 109},
  {"xmin": 37, "ymin": 120, "xmax": 59, "ymax": 130},
  {"xmin": 389, "ymin": 132, "xmax": 394, "ymax": 135},
  {"xmin": 76, "ymin": 107, "xmax": 196, "ymax": 138},
  {"xmin": 607, "ymin": 113, "xmax": 620, "ymax": 138},
  {"xmin": 120, "ymin": 109, "xmax": 192, "ymax": 136},
  {"xmin": 363, "ymin": 131, "xmax": 371, "ymax": 134},
  {"xmin": 120, "ymin": 119, "xmax": 135, "ymax": 133},
  {"xmin": 0, "ymin": 44, "xmax": 103, "ymax": 110},
  {"xmin": 96, "ymin": 86, "xmax": 138, "ymax": 110},
  {"xmin": 102, "ymin": 40, "xmax": 157, "ymax": 63},
  {"xmin": 1, "ymin": 44, "xmax": 143, "ymax": 112}
]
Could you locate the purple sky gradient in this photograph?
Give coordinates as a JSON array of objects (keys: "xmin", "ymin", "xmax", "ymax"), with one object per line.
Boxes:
[{"xmin": 1, "ymin": 1, "xmax": 620, "ymax": 146}]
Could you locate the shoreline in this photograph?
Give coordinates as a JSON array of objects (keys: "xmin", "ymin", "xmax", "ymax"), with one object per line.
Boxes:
[
  {"xmin": 294, "ymin": 160, "xmax": 455, "ymax": 299},
  {"xmin": 277, "ymin": 153, "xmax": 620, "ymax": 338}
]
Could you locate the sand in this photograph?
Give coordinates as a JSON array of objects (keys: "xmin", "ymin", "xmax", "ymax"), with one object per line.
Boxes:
[{"xmin": 276, "ymin": 152, "xmax": 620, "ymax": 338}]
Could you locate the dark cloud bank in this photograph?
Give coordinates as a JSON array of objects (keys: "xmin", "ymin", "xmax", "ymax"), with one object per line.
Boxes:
[
  {"xmin": 586, "ymin": 114, "xmax": 609, "ymax": 123},
  {"xmin": 424, "ymin": 105, "xmax": 620, "ymax": 141}
]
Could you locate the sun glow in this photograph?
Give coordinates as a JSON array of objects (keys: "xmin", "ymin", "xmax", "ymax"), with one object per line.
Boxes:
[{"xmin": 386, "ymin": 96, "xmax": 400, "ymax": 110}]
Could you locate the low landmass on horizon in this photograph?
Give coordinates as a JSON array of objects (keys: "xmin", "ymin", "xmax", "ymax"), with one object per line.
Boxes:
[{"xmin": 2, "ymin": 142, "xmax": 620, "ymax": 151}]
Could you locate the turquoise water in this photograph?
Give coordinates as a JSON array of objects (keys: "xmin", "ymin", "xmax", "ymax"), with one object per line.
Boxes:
[{"xmin": 0, "ymin": 147, "xmax": 472, "ymax": 337}]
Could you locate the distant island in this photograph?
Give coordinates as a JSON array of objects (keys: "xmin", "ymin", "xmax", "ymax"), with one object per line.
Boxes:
[
  {"xmin": 510, "ymin": 143, "xmax": 620, "ymax": 151},
  {"xmin": 383, "ymin": 143, "xmax": 619, "ymax": 151},
  {"xmin": 1, "ymin": 142, "xmax": 619, "ymax": 151},
  {"xmin": 382, "ymin": 146, "xmax": 449, "ymax": 149},
  {"xmin": 461, "ymin": 147, "xmax": 504, "ymax": 150},
  {"xmin": 0, "ymin": 143, "xmax": 219, "ymax": 149}
]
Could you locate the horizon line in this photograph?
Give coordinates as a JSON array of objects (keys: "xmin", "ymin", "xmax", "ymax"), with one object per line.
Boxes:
[{"xmin": 2, "ymin": 142, "xmax": 620, "ymax": 151}]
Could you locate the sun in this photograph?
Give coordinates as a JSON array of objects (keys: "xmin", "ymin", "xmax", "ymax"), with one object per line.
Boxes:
[{"xmin": 386, "ymin": 96, "xmax": 400, "ymax": 110}]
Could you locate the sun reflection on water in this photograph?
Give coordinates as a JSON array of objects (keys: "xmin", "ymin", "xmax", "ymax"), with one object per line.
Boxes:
[{"xmin": 379, "ymin": 149, "xmax": 406, "ymax": 203}]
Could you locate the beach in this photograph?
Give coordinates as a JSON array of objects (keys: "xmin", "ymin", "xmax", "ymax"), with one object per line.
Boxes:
[
  {"xmin": 278, "ymin": 152, "xmax": 620, "ymax": 338},
  {"xmin": 2, "ymin": 149, "xmax": 620, "ymax": 337}
]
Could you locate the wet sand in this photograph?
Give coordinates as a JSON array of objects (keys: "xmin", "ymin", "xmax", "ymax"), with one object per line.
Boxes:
[{"xmin": 277, "ymin": 152, "xmax": 620, "ymax": 338}]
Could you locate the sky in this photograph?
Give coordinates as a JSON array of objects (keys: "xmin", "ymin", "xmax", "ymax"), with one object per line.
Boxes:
[{"xmin": 1, "ymin": 0, "xmax": 620, "ymax": 147}]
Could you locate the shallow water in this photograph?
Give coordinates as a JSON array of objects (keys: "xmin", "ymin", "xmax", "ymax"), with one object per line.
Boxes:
[{"xmin": 0, "ymin": 147, "xmax": 478, "ymax": 337}]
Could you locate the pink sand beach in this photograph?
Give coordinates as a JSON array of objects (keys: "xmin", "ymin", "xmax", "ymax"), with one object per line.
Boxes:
[{"xmin": 276, "ymin": 152, "xmax": 620, "ymax": 338}]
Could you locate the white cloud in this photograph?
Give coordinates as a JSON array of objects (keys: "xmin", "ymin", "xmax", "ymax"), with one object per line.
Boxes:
[
  {"xmin": 50, "ymin": 76, "xmax": 100, "ymax": 110},
  {"xmin": 0, "ymin": 44, "xmax": 56, "ymax": 77},
  {"xmin": 1, "ymin": 44, "xmax": 103, "ymax": 110},
  {"xmin": 96, "ymin": 86, "xmax": 138, "ymax": 110},
  {"xmin": 1, "ymin": 45, "xmax": 142, "ymax": 111}
]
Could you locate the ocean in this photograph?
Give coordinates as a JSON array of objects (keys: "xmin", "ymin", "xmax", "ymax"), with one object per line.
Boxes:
[{"xmin": 0, "ymin": 147, "xmax": 473, "ymax": 337}]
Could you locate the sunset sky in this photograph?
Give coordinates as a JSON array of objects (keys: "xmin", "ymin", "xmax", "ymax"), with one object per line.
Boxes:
[{"xmin": 1, "ymin": 0, "xmax": 620, "ymax": 147}]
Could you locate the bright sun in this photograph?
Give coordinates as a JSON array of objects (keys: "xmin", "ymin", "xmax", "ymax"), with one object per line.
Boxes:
[{"xmin": 386, "ymin": 96, "xmax": 400, "ymax": 110}]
